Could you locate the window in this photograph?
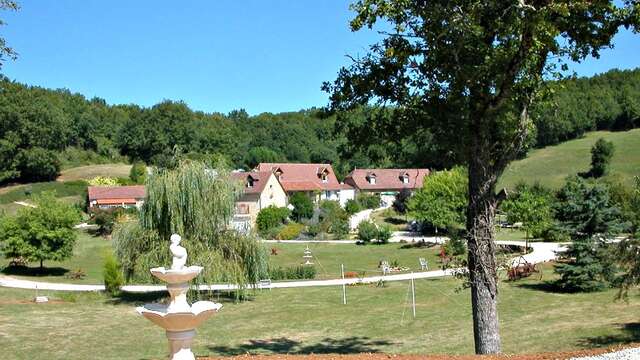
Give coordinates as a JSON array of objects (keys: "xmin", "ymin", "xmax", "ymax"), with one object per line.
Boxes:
[
  {"xmin": 401, "ymin": 175, "xmax": 409, "ymax": 184},
  {"xmin": 247, "ymin": 177, "xmax": 254, "ymax": 188},
  {"xmin": 368, "ymin": 177, "xmax": 376, "ymax": 185},
  {"xmin": 321, "ymin": 174, "xmax": 328, "ymax": 183}
]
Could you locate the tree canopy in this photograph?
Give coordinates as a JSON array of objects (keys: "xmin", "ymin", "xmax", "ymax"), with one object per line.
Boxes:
[{"xmin": 0, "ymin": 191, "xmax": 81, "ymax": 269}]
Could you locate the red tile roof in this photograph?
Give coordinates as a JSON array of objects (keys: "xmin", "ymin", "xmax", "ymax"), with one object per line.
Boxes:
[
  {"xmin": 230, "ymin": 171, "xmax": 275, "ymax": 195},
  {"xmin": 255, "ymin": 163, "xmax": 343, "ymax": 192},
  {"xmin": 344, "ymin": 168, "xmax": 430, "ymax": 191},
  {"xmin": 87, "ymin": 185, "xmax": 146, "ymax": 201}
]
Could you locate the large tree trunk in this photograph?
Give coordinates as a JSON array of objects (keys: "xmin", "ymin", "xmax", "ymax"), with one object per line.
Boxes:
[{"xmin": 467, "ymin": 150, "xmax": 501, "ymax": 354}]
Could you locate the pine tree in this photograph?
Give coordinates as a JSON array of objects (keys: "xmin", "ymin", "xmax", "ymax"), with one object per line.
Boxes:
[{"xmin": 553, "ymin": 176, "xmax": 624, "ymax": 292}]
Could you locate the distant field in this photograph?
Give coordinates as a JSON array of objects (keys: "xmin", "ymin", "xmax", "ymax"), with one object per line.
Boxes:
[
  {"xmin": 57, "ymin": 163, "xmax": 132, "ymax": 181},
  {"xmin": 499, "ymin": 129, "xmax": 640, "ymax": 190},
  {"xmin": 0, "ymin": 180, "xmax": 88, "ymax": 205}
]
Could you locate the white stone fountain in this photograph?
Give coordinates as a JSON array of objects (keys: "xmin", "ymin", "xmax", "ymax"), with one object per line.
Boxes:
[{"xmin": 137, "ymin": 234, "xmax": 222, "ymax": 360}]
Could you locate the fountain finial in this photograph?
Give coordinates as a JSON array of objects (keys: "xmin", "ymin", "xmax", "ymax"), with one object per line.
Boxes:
[{"xmin": 170, "ymin": 233, "xmax": 187, "ymax": 270}]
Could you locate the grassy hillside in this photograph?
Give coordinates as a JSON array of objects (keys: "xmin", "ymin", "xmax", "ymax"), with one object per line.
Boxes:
[
  {"xmin": 57, "ymin": 163, "xmax": 132, "ymax": 181},
  {"xmin": 499, "ymin": 129, "xmax": 640, "ymax": 190}
]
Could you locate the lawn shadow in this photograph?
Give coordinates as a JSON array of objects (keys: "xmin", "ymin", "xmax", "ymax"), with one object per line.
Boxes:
[
  {"xmin": 384, "ymin": 217, "xmax": 406, "ymax": 225},
  {"xmin": 108, "ymin": 291, "xmax": 168, "ymax": 305},
  {"xmin": 399, "ymin": 241, "xmax": 438, "ymax": 249},
  {"xmin": 578, "ymin": 322, "xmax": 640, "ymax": 347},
  {"xmin": 208, "ymin": 336, "xmax": 395, "ymax": 356},
  {"xmin": 514, "ymin": 281, "xmax": 576, "ymax": 294},
  {"xmin": 1, "ymin": 265, "xmax": 69, "ymax": 277}
]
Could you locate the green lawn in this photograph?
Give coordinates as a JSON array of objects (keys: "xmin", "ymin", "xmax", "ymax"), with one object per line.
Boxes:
[
  {"xmin": 268, "ymin": 242, "xmax": 442, "ymax": 279},
  {"xmin": 370, "ymin": 208, "xmax": 413, "ymax": 231},
  {"xmin": 0, "ymin": 231, "xmax": 111, "ymax": 284},
  {"xmin": 1, "ymin": 264, "xmax": 639, "ymax": 359},
  {"xmin": 499, "ymin": 129, "xmax": 640, "ymax": 190}
]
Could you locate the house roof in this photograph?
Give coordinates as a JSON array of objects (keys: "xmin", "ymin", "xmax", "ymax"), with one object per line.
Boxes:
[
  {"xmin": 87, "ymin": 185, "xmax": 146, "ymax": 201},
  {"xmin": 230, "ymin": 171, "xmax": 275, "ymax": 195},
  {"xmin": 255, "ymin": 163, "xmax": 344, "ymax": 192},
  {"xmin": 345, "ymin": 168, "xmax": 430, "ymax": 191}
]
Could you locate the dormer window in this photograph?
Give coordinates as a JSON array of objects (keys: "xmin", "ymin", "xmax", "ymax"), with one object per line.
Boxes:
[
  {"xmin": 401, "ymin": 175, "xmax": 409, "ymax": 184},
  {"xmin": 274, "ymin": 168, "xmax": 283, "ymax": 179},
  {"xmin": 367, "ymin": 173, "xmax": 377, "ymax": 185},
  {"xmin": 246, "ymin": 177, "xmax": 254, "ymax": 188},
  {"xmin": 317, "ymin": 167, "xmax": 330, "ymax": 183}
]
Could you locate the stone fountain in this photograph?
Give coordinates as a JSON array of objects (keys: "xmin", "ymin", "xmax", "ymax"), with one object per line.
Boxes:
[{"xmin": 137, "ymin": 234, "xmax": 222, "ymax": 360}]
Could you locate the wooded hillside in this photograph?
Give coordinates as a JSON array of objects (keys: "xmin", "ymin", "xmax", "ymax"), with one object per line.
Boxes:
[{"xmin": 0, "ymin": 68, "xmax": 638, "ymax": 184}]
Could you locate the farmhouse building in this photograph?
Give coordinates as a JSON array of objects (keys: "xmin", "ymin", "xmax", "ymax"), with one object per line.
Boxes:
[
  {"xmin": 254, "ymin": 163, "xmax": 354, "ymax": 206},
  {"xmin": 87, "ymin": 185, "xmax": 146, "ymax": 211},
  {"xmin": 230, "ymin": 171, "xmax": 287, "ymax": 228},
  {"xmin": 344, "ymin": 168, "xmax": 430, "ymax": 205}
]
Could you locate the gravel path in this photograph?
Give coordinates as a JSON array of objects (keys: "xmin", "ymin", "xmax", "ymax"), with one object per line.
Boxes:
[
  {"xmin": 569, "ymin": 347, "xmax": 640, "ymax": 360},
  {"xmin": 0, "ymin": 240, "xmax": 563, "ymax": 292}
]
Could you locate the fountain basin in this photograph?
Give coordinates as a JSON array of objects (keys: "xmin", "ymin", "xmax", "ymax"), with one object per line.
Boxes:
[
  {"xmin": 150, "ymin": 266, "xmax": 203, "ymax": 283},
  {"xmin": 137, "ymin": 301, "xmax": 222, "ymax": 332}
]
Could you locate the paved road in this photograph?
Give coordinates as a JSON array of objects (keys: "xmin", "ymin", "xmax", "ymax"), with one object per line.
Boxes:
[{"xmin": 0, "ymin": 240, "xmax": 564, "ymax": 293}]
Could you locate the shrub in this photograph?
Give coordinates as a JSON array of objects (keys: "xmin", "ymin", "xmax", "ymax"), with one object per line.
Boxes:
[
  {"xmin": 357, "ymin": 193, "xmax": 381, "ymax": 209},
  {"xmin": 377, "ymin": 224, "xmax": 393, "ymax": 244},
  {"xmin": 289, "ymin": 192, "xmax": 314, "ymax": 221},
  {"xmin": 92, "ymin": 208, "xmax": 123, "ymax": 236},
  {"xmin": 269, "ymin": 265, "xmax": 316, "ymax": 280},
  {"xmin": 318, "ymin": 200, "xmax": 349, "ymax": 238},
  {"xmin": 344, "ymin": 199, "xmax": 361, "ymax": 215},
  {"xmin": 129, "ymin": 161, "xmax": 147, "ymax": 184},
  {"xmin": 357, "ymin": 220, "xmax": 378, "ymax": 242},
  {"xmin": 88, "ymin": 176, "xmax": 119, "ymax": 186},
  {"xmin": 103, "ymin": 252, "xmax": 124, "ymax": 296},
  {"xmin": 589, "ymin": 138, "xmax": 615, "ymax": 178},
  {"xmin": 276, "ymin": 223, "xmax": 305, "ymax": 240},
  {"xmin": 256, "ymin": 206, "xmax": 290, "ymax": 232},
  {"xmin": 443, "ymin": 236, "xmax": 467, "ymax": 257}
]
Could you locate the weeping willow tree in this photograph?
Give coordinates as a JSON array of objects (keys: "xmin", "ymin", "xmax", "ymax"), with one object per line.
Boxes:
[{"xmin": 113, "ymin": 160, "xmax": 268, "ymax": 291}]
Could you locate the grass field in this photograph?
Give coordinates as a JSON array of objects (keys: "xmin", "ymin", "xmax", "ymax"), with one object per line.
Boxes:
[
  {"xmin": 1, "ymin": 263, "xmax": 639, "ymax": 360},
  {"xmin": 0, "ymin": 180, "xmax": 87, "ymax": 205},
  {"xmin": 57, "ymin": 163, "xmax": 132, "ymax": 181},
  {"xmin": 0, "ymin": 231, "xmax": 111, "ymax": 284},
  {"xmin": 499, "ymin": 129, "xmax": 640, "ymax": 190},
  {"xmin": 268, "ymin": 242, "xmax": 441, "ymax": 278}
]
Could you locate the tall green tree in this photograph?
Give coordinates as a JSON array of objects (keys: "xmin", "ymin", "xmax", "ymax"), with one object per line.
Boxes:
[
  {"xmin": 324, "ymin": 1, "xmax": 638, "ymax": 352},
  {"xmin": 113, "ymin": 161, "xmax": 268, "ymax": 291},
  {"xmin": 0, "ymin": 191, "xmax": 81, "ymax": 270},
  {"xmin": 589, "ymin": 138, "xmax": 615, "ymax": 178},
  {"xmin": 408, "ymin": 167, "xmax": 467, "ymax": 231},
  {"xmin": 554, "ymin": 176, "xmax": 624, "ymax": 292},
  {"xmin": 500, "ymin": 183, "xmax": 553, "ymax": 251}
]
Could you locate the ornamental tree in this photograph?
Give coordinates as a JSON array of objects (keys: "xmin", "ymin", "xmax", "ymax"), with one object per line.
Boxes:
[
  {"xmin": 408, "ymin": 167, "xmax": 467, "ymax": 231},
  {"xmin": 589, "ymin": 138, "xmax": 615, "ymax": 178},
  {"xmin": 500, "ymin": 183, "xmax": 553, "ymax": 251},
  {"xmin": 0, "ymin": 191, "xmax": 81, "ymax": 270},
  {"xmin": 324, "ymin": 1, "xmax": 638, "ymax": 353}
]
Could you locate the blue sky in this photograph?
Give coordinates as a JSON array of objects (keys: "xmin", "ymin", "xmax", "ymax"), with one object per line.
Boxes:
[{"xmin": 1, "ymin": 1, "xmax": 638, "ymax": 115}]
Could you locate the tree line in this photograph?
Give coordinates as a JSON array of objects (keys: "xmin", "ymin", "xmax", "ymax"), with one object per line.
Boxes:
[{"xmin": 1, "ymin": 67, "xmax": 639, "ymax": 185}]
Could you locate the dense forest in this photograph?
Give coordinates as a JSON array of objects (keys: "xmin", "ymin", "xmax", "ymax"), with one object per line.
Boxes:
[{"xmin": 0, "ymin": 68, "xmax": 638, "ymax": 184}]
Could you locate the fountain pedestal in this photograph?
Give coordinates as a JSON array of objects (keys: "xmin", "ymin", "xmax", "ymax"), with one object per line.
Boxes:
[{"xmin": 136, "ymin": 234, "xmax": 221, "ymax": 360}]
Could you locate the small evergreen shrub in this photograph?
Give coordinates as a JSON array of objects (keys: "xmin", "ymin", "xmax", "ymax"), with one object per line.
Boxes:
[{"xmin": 103, "ymin": 252, "xmax": 124, "ymax": 296}]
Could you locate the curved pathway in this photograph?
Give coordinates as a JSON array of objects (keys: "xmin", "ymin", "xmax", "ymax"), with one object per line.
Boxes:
[{"xmin": 0, "ymin": 240, "xmax": 565, "ymax": 293}]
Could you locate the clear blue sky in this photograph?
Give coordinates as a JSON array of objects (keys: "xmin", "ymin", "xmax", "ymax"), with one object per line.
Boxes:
[{"xmin": 1, "ymin": 1, "xmax": 639, "ymax": 115}]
